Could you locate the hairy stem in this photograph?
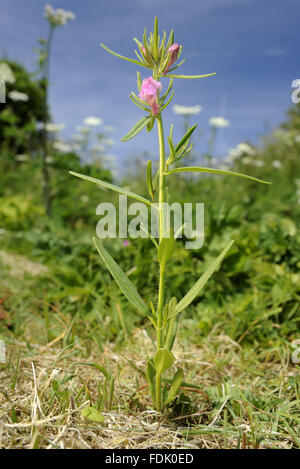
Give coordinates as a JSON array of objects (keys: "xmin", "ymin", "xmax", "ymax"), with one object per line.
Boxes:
[{"xmin": 155, "ymin": 114, "xmax": 166, "ymax": 411}]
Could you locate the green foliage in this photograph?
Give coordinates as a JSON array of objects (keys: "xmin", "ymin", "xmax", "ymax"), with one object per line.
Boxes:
[{"xmin": 0, "ymin": 60, "xmax": 46, "ymax": 154}]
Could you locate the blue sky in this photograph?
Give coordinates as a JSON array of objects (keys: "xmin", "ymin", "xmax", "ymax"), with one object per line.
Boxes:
[{"xmin": 1, "ymin": 0, "xmax": 299, "ymax": 166}]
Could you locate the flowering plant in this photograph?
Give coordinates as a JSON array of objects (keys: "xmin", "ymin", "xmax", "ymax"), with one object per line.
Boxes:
[
  {"xmin": 37, "ymin": 4, "xmax": 75, "ymax": 216},
  {"xmin": 71, "ymin": 19, "xmax": 270, "ymax": 412}
]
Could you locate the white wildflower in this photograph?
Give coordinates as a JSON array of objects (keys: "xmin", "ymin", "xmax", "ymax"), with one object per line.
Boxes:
[
  {"xmin": 225, "ymin": 143, "xmax": 255, "ymax": 163},
  {"xmin": 173, "ymin": 104, "xmax": 202, "ymax": 116},
  {"xmin": 209, "ymin": 116, "xmax": 231, "ymax": 128},
  {"xmin": 83, "ymin": 116, "xmax": 103, "ymax": 126},
  {"xmin": 53, "ymin": 141, "xmax": 72, "ymax": 152},
  {"xmin": 44, "ymin": 4, "xmax": 75, "ymax": 27},
  {"xmin": 272, "ymin": 129, "xmax": 294, "ymax": 145},
  {"xmin": 8, "ymin": 90, "xmax": 29, "ymax": 102},
  {"xmin": 237, "ymin": 143, "xmax": 256, "ymax": 155},
  {"xmin": 242, "ymin": 157, "xmax": 254, "ymax": 165},
  {"xmin": 250, "ymin": 160, "xmax": 265, "ymax": 167},
  {"xmin": 76, "ymin": 125, "xmax": 90, "ymax": 134},
  {"xmin": 272, "ymin": 160, "xmax": 282, "ymax": 169},
  {"xmin": 45, "ymin": 122, "xmax": 66, "ymax": 133},
  {"xmin": 0, "ymin": 62, "xmax": 15, "ymax": 84}
]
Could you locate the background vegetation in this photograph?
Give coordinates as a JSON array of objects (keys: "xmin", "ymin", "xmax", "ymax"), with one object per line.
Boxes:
[{"xmin": 0, "ymin": 58, "xmax": 299, "ymax": 449}]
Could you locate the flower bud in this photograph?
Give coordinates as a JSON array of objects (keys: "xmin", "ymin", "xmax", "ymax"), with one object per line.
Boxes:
[
  {"xmin": 164, "ymin": 43, "xmax": 180, "ymax": 74},
  {"xmin": 141, "ymin": 46, "xmax": 150, "ymax": 63}
]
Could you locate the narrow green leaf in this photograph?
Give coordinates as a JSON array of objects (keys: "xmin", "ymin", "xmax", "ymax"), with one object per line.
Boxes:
[
  {"xmin": 143, "ymin": 27, "xmax": 153, "ymax": 64},
  {"xmin": 159, "ymin": 30, "xmax": 166, "ymax": 60},
  {"xmin": 158, "ymin": 235, "xmax": 175, "ymax": 267},
  {"xmin": 74, "ymin": 362, "xmax": 110, "ymax": 380},
  {"xmin": 147, "ymin": 117, "xmax": 155, "ymax": 133},
  {"xmin": 69, "ymin": 171, "xmax": 153, "ymax": 206},
  {"xmin": 166, "ymin": 58, "xmax": 186, "ymax": 73},
  {"xmin": 164, "ymin": 72, "xmax": 216, "ymax": 79},
  {"xmin": 165, "ymin": 29, "xmax": 174, "ymax": 51},
  {"xmin": 133, "ymin": 37, "xmax": 143, "ymax": 50},
  {"xmin": 134, "ymin": 49, "xmax": 143, "ymax": 62},
  {"xmin": 146, "ymin": 160, "xmax": 154, "ymax": 200},
  {"xmin": 164, "ymin": 315, "xmax": 179, "ymax": 351},
  {"xmin": 93, "ymin": 237, "xmax": 149, "ymax": 316},
  {"xmin": 160, "ymin": 51, "xmax": 172, "ymax": 74},
  {"xmin": 164, "ymin": 368, "xmax": 184, "ymax": 405},
  {"xmin": 153, "ymin": 17, "xmax": 159, "ymax": 60},
  {"xmin": 175, "ymin": 124, "xmax": 198, "ymax": 154},
  {"xmin": 108, "ymin": 376, "xmax": 115, "ymax": 410},
  {"xmin": 165, "ymin": 166, "xmax": 271, "ymax": 184},
  {"xmin": 122, "ymin": 116, "xmax": 150, "ymax": 142},
  {"xmin": 154, "ymin": 349, "xmax": 175, "ymax": 376},
  {"xmin": 152, "ymin": 169, "xmax": 159, "ymax": 193},
  {"xmin": 129, "ymin": 94, "xmax": 149, "ymax": 112},
  {"xmin": 167, "ymin": 136, "xmax": 176, "ymax": 164},
  {"xmin": 161, "ymin": 78, "xmax": 174, "ymax": 104},
  {"xmin": 174, "ymin": 143, "xmax": 193, "ymax": 163},
  {"xmin": 160, "ymin": 90, "xmax": 175, "ymax": 112},
  {"xmin": 146, "ymin": 360, "xmax": 156, "ymax": 404},
  {"xmin": 137, "ymin": 71, "xmax": 142, "ymax": 92},
  {"xmin": 175, "ymin": 241, "xmax": 234, "ymax": 314},
  {"xmin": 100, "ymin": 43, "xmax": 150, "ymax": 69}
]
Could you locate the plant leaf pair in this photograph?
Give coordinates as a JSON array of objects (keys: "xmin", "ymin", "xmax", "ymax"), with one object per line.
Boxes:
[
  {"xmin": 154, "ymin": 349, "xmax": 175, "ymax": 376},
  {"xmin": 167, "ymin": 124, "xmax": 197, "ymax": 165},
  {"xmin": 146, "ymin": 350, "xmax": 175, "ymax": 407}
]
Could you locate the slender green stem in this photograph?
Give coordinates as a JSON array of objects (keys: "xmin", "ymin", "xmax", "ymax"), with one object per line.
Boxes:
[
  {"xmin": 155, "ymin": 114, "xmax": 166, "ymax": 411},
  {"xmin": 41, "ymin": 25, "xmax": 55, "ymax": 217},
  {"xmin": 157, "ymin": 115, "xmax": 166, "ymax": 241}
]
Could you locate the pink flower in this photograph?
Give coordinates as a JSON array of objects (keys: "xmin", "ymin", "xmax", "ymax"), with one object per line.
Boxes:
[
  {"xmin": 138, "ymin": 77, "xmax": 162, "ymax": 116},
  {"xmin": 164, "ymin": 43, "xmax": 180, "ymax": 74},
  {"xmin": 123, "ymin": 240, "xmax": 130, "ymax": 247}
]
